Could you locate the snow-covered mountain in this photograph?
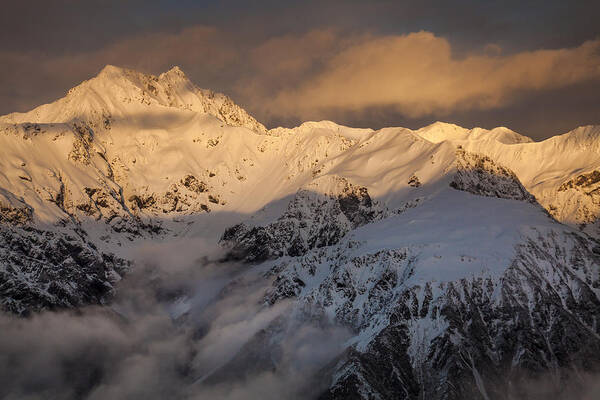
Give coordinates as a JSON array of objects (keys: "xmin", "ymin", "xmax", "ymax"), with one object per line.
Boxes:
[{"xmin": 1, "ymin": 66, "xmax": 599, "ymax": 399}]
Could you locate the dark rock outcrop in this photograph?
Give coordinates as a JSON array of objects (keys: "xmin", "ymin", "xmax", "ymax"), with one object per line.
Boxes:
[
  {"xmin": 0, "ymin": 224, "xmax": 129, "ymax": 315},
  {"xmin": 220, "ymin": 178, "xmax": 383, "ymax": 262},
  {"xmin": 451, "ymin": 150, "xmax": 536, "ymax": 202}
]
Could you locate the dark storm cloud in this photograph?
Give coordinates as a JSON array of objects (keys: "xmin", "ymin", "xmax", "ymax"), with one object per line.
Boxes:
[{"xmin": 0, "ymin": 0, "xmax": 599, "ymax": 140}]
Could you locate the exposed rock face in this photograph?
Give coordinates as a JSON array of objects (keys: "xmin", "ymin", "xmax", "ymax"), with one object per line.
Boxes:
[
  {"xmin": 451, "ymin": 149, "xmax": 536, "ymax": 203},
  {"xmin": 220, "ymin": 177, "xmax": 383, "ymax": 262},
  {"xmin": 44, "ymin": 179, "xmax": 164, "ymax": 238},
  {"xmin": 125, "ymin": 174, "xmax": 214, "ymax": 215},
  {"xmin": 260, "ymin": 228, "xmax": 600, "ymax": 400},
  {"xmin": 195, "ymin": 87, "xmax": 268, "ymax": 134},
  {"xmin": 0, "ymin": 200, "xmax": 33, "ymax": 225},
  {"xmin": 408, "ymin": 175, "xmax": 421, "ymax": 188},
  {"xmin": 558, "ymin": 170, "xmax": 600, "ymax": 192},
  {"xmin": 0, "ymin": 224, "xmax": 129, "ymax": 315},
  {"xmin": 553, "ymin": 169, "xmax": 600, "ymax": 229}
]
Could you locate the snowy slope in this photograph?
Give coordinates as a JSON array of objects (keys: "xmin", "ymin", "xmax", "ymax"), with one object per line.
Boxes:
[
  {"xmin": 2, "ymin": 66, "xmax": 599, "ymax": 244},
  {"xmin": 0, "ymin": 65, "xmax": 267, "ymax": 133},
  {"xmin": 419, "ymin": 123, "xmax": 600, "ymax": 237},
  {"xmin": 1, "ymin": 65, "xmax": 600, "ymax": 399}
]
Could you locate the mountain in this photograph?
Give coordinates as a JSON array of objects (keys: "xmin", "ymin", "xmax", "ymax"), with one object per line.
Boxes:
[
  {"xmin": 1, "ymin": 66, "xmax": 599, "ymax": 399},
  {"xmin": 0, "ymin": 65, "xmax": 267, "ymax": 133}
]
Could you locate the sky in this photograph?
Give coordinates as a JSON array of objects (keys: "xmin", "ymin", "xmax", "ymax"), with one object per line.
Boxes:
[{"xmin": 1, "ymin": 0, "xmax": 599, "ymax": 140}]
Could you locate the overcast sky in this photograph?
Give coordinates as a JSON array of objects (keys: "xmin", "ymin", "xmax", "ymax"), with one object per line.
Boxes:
[{"xmin": 1, "ymin": 0, "xmax": 599, "ymax": 140}]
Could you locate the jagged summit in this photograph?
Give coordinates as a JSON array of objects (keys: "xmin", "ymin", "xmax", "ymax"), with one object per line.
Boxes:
[
  {"xmin": 159, "ymin": 65, "xmax": 186, "ymax": 79},
  {"xmin": 97, "ymin": 64, "xmax": 130, "ymax": 77},
  {"xmin": 0, "ymin": 65, "xmax": 267, "ymax": 133}
]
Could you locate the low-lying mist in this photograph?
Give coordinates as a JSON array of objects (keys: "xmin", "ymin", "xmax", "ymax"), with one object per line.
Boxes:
[
  {"xmin": 2, "ymin": 237, "xmax": 600, "ymax": 400},
  {"xmin": 0, "ymin": 238, "xmax": 349, "ymax": 400}
]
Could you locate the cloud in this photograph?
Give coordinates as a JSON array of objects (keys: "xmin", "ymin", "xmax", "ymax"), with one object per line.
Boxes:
[
  {"xmin": 1, "ymin": 26, "xmax": 599, "ymax": 139},
  {"xmin": 1, "ymin": 231, "xmax": 599, "ymax": 399},
  {"xmin": 0, "ymin": 25, "xmax": 236, "ymax": 117},
  {"xmin": 267, "ymin": 31, "xmax": 600, "ymax": 119},
  {"xmin": 189, "ymin": 323, "xmax": 350, "ymax": 400},
  {"xmin": 0, "ymin": 237, "xmax": 349, "ymax": 399}
]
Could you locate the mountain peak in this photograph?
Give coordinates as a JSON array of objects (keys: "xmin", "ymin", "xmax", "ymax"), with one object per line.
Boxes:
[
  {"xmin": 159, "ymin": 65, "xmax": 188, "ymax": 82},
  {"xmin": 428, "ymin": 121, "xmax": 462, "ymax": 129},
  {"xmin": 96, "ymin": 64, "xmax": 132, "ymax": 80},
  {"xmin": 0, "ymin": 65, "xmax": 267, "ymax": 133},
  {"xmin": 98, "ymin": 64, "xmax": 123, "ymax": 74},
  {"xmin": 166, "ymin": 65, "xmax": 184, "ymax": 75},
  {"xmin": 415, "ymin": 121, "xmax": 469, "ymax": 142},
  {"xmin": 414, "ymin": 121, "xmax": 533, "ymax": 144},
  {"xmin": 95, "ymin": 64, "xmax": 188, "ymax": 83}
]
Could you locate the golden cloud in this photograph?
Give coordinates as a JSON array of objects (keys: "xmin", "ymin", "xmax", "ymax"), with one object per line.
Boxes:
[
  {"xmin": 267, "ymin": 31, "xmax": 600, "ymax": 118},
  {"xmin": 2, "ymin": 27, "xmax": 599, "ymax": 127}
]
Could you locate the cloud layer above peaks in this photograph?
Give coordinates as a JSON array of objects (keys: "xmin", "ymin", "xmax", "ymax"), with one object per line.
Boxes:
[
  {"xmin": 1, "ymin": 1, "xmax": 599, "ymax": 139},
  {"xmin": 261, "ymin": 31, "xmax": 600, "ymax": 120}
]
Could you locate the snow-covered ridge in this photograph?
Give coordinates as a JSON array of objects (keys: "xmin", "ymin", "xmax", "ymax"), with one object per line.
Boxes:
[
  {"xmin": 2, "ymin": 64, "xmax": 600, "ymax": 398},
  {"xmin": 1, "ymin": 65, "xmax": 600, "ymax": 244},
  {"xmin": 414, "ymin": 121, "xmax": 533, "ymax": 145},
  {"xmin": 0, "ymin": 64, "xmax": 599, "ymax": 243},
  {"xmin": 0, "ymin": 65, "xmax": 267, "ymax": 133}
]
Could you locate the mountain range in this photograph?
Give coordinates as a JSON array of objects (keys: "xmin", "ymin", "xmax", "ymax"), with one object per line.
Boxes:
[{"xmin": 1, "ymin": 65, "xmax": 599, "ymax": 399}]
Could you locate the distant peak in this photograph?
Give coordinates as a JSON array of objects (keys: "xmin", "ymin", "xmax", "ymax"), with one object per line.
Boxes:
[
  {"xmin": 425, "ymin": 121, "xmax": 463, "ymax": 130},
  {"xmin": 3, "ymin": 63, "xmax": 267, "ymax": 132},
  {"xmin": 97, "ymin": 64, "xmax": 128, "ymax": 77},
  {"xmin": 168, "ymin": 65, "xmax": 184, "ymax": 75},
  {"xmin": 159, "ymin": 66, "xmax": 188, "ymax": 81},
  {"xmin": 554, "ymin": 124, "xmax": 600, "ymax": 143}
]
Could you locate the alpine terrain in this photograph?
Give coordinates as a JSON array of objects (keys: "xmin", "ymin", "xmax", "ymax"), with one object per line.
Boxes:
[{"xmin": 1, "ymin": 65, "xmax": 599, "ymax": 400}]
